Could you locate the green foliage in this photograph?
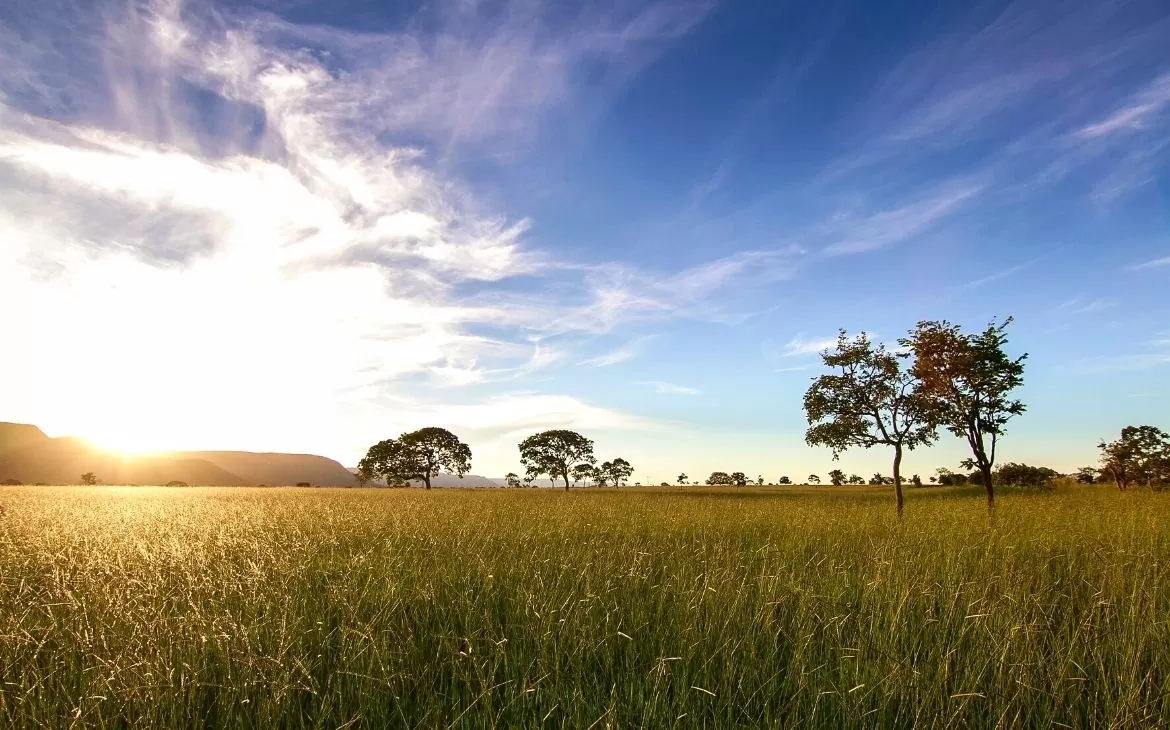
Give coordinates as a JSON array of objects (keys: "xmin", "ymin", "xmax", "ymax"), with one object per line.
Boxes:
[
  {"xmin": 599, "ymin": 458, "xmax": 633, "ymax": 487},
  {"xmin": 504, "ymin": 472, "xmax": 522, "ymax": 489},
  {"xmin": 730, "ymin": 471, "xmax": 748, "ymax": 487},
  {"xmin": 994, "ymin": 463, "xmax": 1059, "ymax": 489},
  {"xmin": 706, "ymin": 471, "xmax": 734, "ymax": 486},
  {"xmin": 903, "ymin": 318, "xmax": 1026, "ymax": 508},
  {"xmin": 570, "ymin": 463, "xmax": 597, "ymax": 487},
  {"xmin": 1, "ymin": 487, "xmax": 1168, "ymax": 728},
  {"xmin": 1099, "ymin": 425, "xmax": 1170, "ymax": 490},
  {"xmin": 828, "ymin": 469, "xmax": 846, "ymax": 487},
  {"xmin": 848, "ymin": 474, "xmax": 865, "ymax": 485},
  {"xmin": 358, "ymin": 427, "xmax": 472, "ymax": 490},
  {"xmin": 518, "ymin": 430, "xmax": 595, "ymax": 491},
  {"xmin": 804, "ymin": 330, "xmax": 938, "ymax": 514}
]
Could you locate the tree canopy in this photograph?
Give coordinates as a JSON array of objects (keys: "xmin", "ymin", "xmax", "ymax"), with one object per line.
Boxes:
[
  {"xmin": 518, "ymin": 430, "xmax": 595, "ymax": 491},
  {"xmin": 902, "ymin": 318, "xmax": 1026, "ymax": 509},
  {"xmin": 357, "ymin": 427, "xmax": 472, "ymax": 489},
  {"xmin": 804, "ymin": 330, "xmax": 937, "ymax": 516},
  {"xmin": 1099, "ymin": 425, "xmax": 1170, "ymax": 490}
]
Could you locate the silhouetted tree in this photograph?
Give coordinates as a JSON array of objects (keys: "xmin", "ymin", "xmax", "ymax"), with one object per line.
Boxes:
[
  {"xmin": 730, "ymin": 471, "xmax": 748, "ymax": 487},
  {"xmin": 778, "ymin": 476, "xmax": 792, "ymax": 485},
  {"xmin": 994, "ymin": 462, "xmax": 1058, "ymax": 488},
  {"xmin": 902, "ymin": 318, "xmax": 1026, "ymax": 509},
  {"xmin": 848, "ymin": 473, "xmax": 865, "ymax": 485},
  {"xmin": 504, "ymin": 472, "xmax": 522, "ymax": 488},
  {"xmin": 600, "ymin": 458, "xmax": 633, "ymax": 487},
  {"xmin": 519, "ymin": 430, "xmax": 595, "ymax": 491},
  {"xmin": 911, "ymin": 474, "xmax": 923, "ymax": 487},
  {"xmin": 706, "ymin": 471, "xmax": 734, "ymax": 486},
  {"xmin": 358, "ymin": 427, "xmax": 472, "ymax": 489},
  {"xmin": 677, "ymin": 473, "xmax": 688, "ymax": 485},
  {"xmin": 805, "ymin": 330, "xmax": 938, "ymax": 517},
  {"xmin": 828, "ymin": 469, "xmax": 846, "ymax": 486},
  {"xmin": 1075, "ymin": 466, "xmax": 1098, "ymax": 484},
  {"xmin": 80, "ymin": 472, "xmax": 97, "ymax": 486},
  {"xmin": 571, "ymin": 463, "xmax": 596, "ymax": 487},
  {"xmin": 808, "ymin": 474, "xmax": 820, "ymax": 485}
]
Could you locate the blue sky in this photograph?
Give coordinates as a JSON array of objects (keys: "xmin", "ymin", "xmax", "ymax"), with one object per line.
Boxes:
[{"xmin": 1, "ymin": 0, "xmax": 1168, "ymax": 483}]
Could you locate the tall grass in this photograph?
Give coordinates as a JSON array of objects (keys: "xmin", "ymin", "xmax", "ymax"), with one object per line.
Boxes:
[{"xmin": 0, "ymin": 485, "xmax": 1167, "ymax": 728}]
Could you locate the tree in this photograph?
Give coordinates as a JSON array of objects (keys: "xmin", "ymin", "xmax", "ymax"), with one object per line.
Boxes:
[
  {"xmin": 354, "ymin": 465, "xmax": 375, "ymax": 487},
  {"xmin": 828, "ymin": 469, "xmax": 846, "ymax": 486},
  {"xmin": 571, "ymin": 463, "xmax": 597, "ymax": 487},
  {"xmin": 757, "ymin": 475, "xmax": 765, "ymax": 486},
  {"xmin": 808, "ymin": 474, "xmax": 820, "ymax": 485},
  {"xmin": 730, "ymin": 471, "xmax": 748, "ymax": 487},
  {"xmin": 848, "ymin": 473, "xmax": 865, "ymax": 485},
  {"xmin": 994, "ymin": 462, "xmax": 1058, "ymax": 489},
  {"xmin": 677, "ymin": 473, "xmax": 688, "ymax": 485},
  {"xmin": 1099, "ymin": 425, "xmax": 1170, "ymax": 490},
  {"xmin": 1075, "ymin": 466, "xmax": 1098, "ymax": 485},
  {"xmin": 504, "ymin": 472, "xmax": 522, "ymax": 489},
  {"xmin": 518, "ymin": 430, "xmax": 595, "ymax": 492},
  {"xmin": 778, "ymin": 475, "xmax": 792, "ymax": 485},
  {"xmin": 804, "ymin": 330, "xmax": 939, "ymax": 517},
  {"xmin": 358, "ymin": 427, "xmax": 472, "ymax": 489},
  {"xmin": 902, "ymin": 318, "xmax": 1026, "ymax": 510},
  {"xmin": 80, "ymin": 472, "xmax": 97, "ymax": 486},
  {"xmin": 869, "ymin": 472, "xmax": 884, "ymax": 485},
  {"xmin": 911, "ymin": 474, "xmax": 923, "ymax": 487},
  {"xmin": 706, "ymin": 471, "xmax": 734, "ymax": 486},
  {"xmin": 600, "ymin": 458, "xmax": 633, "ymax": 487}
]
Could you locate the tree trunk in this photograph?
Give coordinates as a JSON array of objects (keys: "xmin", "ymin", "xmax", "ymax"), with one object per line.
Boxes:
[
  {"xmin": 981, "ymin": 463, "xmax": 994, "ymax": 509},
  {"xmin": 423, "ymin": 474, "xmax": 431, "ymax": 490},
  {"xmin": 892, "ymin": 444, "xmax": 904, "ymax": 519},
  {"xmin": 564, "ymin": 469, "xmax": 570, "ymax": 491}
]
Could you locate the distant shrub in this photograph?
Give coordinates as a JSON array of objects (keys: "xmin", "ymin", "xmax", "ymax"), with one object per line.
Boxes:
[
  {"xmin": 296, "ymin": 482, "xmax": 312, "ymax": 487},
  {"xmin": 165, "ymin": 481, "xmax": 189, "ymax": 488},
  {"xmin": 1, "ymin": 478, "xmax": 22, "ymax": 486}
]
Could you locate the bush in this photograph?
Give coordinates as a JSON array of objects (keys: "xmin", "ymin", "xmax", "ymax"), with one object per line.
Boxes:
[
  {"xmin": 165, "ymin": 481, "xmax": 189, "ymax": 488},
  {"xmin": 1, "ymin": 478, "xmax": 22, "ymax": 486},
  {"xmin": 296, "ymin": 482, "xmax": 312, "ymax": 488}
]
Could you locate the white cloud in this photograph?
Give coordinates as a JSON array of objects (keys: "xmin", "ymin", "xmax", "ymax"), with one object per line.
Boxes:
[
  {"xmin": 1055, "ymin": 297, "xmax": 1118, "ymax": 315},
  {"xmin": 639, "ymin": 381, "xmax": 701, "ymax": 395},
  {"xmin": 1131, "ymin": 255, "xmax": 1170, "ymax": 270},
  {"xmin": 1077, "ymin": 73, "xmax": 1170, "ymax": 139},
  {"xmin": 771, "ymin": 335, "xmax": 837, "ymax": 358},
  {"xmin": 823, "ymin": 184, "xmax": 982, "ymax": 255}
]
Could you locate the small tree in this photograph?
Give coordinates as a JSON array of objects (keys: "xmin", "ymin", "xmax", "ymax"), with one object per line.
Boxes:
[
  {"xmin": 80, "ymin": 472, "xmax": 98, "ymax": 486},
  {"xmin": 706, "ymin": 471, "xmax": 734, "ymax": 486},
  {"xmin": 848, "ymin": 473, "xmax": 865, "ymax": 485},
  {"xmin": 778, "ymin": 475, "xmax": 791, "ymax": 485},
  {"xmin": 1075, "ymin": 466, "xmax": 1098, "ymax": 485},
  {"xmin": 358, "ymin": 427, "xmax": 472, "ymax": 489},
  {"xmin": 757, "ymin": 475, "xmax": 764, "ymax": 486},
  {"xmin": 1099, "ymin": 425, "xmax": 1170, "ymax": 490},
  {"xmin": 911, "ymin": 474, "xmax": 923, "ymax": 487},
  {"xmin": 677, "ymin": 473, "xmax": 688, "ymax": 485},
  {"xmin": 869, "ymin": 472, "xmax": 884, "ymax": 485},
  {"xmin": 504, "ymin": 472, "xmax": 522, "ymax": 488},
  {"xmin": 571, "ymin": 463, "xmax": 596, "ymax": 487},
  {"xmin": 805, "ymin": 330, "xmax": 938, "ymax": 517},
  {"xmin": 601, "ymin": 458, "xmax": 633, "ymax": 487},
  {"xmin": 519, "ymin": 430, "xmax": 595, "ymax": 491},
  {"xmin": 730, "ymin": 471, "xmax": 748, "ymax": 487},
  {"xmin": 808, "ymin": 474, "xmax": 821, "ymax": 485},
  {"xmin": 902, "ymin": 318, "xmax": 1026, "ymax": 510},
  {"xmin": 994, "ymin": 462, "xmax": 1058, "ymax": 489},
  {"xmin": 828, "ymin": 469, "xmax": 846, "ymax": 486}
]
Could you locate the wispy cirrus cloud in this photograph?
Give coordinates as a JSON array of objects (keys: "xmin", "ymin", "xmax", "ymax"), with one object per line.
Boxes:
[
  {"xmin": 639, "ymin": 381, "xmax": 701, "ymax": 396},
  {"xmin": 767, "ymin": 335, "xmax": 837, "ymax": 359},
  {"xmin": 823, "ymin": 184, "xmax": 982, "ymax": 256},
  {"xmin": 1131, "ymin": 255, "xmax": 1170, "ymax": 270}
]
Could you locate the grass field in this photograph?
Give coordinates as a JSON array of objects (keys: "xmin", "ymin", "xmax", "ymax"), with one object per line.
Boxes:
[{"xmin": 1, "ymin": 485, "xmax": 1168, "ymax": 728}]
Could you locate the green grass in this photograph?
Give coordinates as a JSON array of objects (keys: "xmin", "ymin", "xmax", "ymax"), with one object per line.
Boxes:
[{"xmin": 1, "ymin": 485, "xmax": 1168, "ymax": 728}]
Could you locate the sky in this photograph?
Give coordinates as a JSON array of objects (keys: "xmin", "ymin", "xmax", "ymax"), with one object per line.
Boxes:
[{"xmin": 1, "ymin": 0, "xmax": 1168, "ymax": 484}]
